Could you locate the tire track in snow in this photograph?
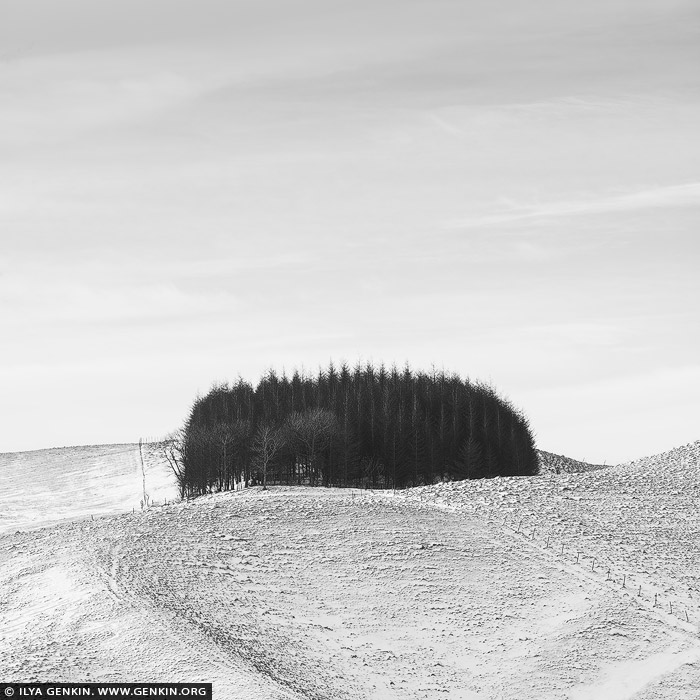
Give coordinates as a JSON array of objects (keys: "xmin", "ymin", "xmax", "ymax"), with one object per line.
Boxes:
[
  {"xmin": 6, "ymin": 486, "xmax": 700, "ymax": 698},
  {"xmin": 94, "ymin": 488, "xmax": 700, "ymax": 699},
  {"xmin": 89, "ymin": 523, "xmax": 304, "ymax": 699}
]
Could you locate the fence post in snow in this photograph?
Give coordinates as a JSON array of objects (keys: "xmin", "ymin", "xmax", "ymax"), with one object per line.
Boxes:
[{"xmin": 139, "ymin": 437, "xmax": 148, "ymax": 510}]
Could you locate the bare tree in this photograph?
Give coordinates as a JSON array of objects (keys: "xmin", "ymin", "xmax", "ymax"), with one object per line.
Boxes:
[
  {"xmin": 161, "ymin": 430, "xmax": 187, "ymax": 498},
  {"xmin": 210, "ymin": 421, "xmax": 235, "ymax": 491},
  {"xmin": 286, "ymin": 408, "xmax": 338, "ymax": 486},
  {"xmin": 252, "ymin": 423, "xmax": 285, "ymax": 489}
]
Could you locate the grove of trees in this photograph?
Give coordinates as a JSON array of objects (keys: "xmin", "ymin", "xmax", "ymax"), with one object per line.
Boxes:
[{"xmin": 168, "ymin": 363, "xmax": 539, "ymax": 498}]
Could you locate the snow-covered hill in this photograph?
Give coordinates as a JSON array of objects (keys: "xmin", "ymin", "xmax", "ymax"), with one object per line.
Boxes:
[
  {"xmin": 403, "ymin": 440, "xmax": 700, "ymax": 633},
  {"xmin": 0, "ymin": 443, "xmax": 176, "ymax": 534},
  {"xmin": 0, "ymin": 440, "xmax": 698, "ymax": 698},
  {"xmin": 537, "ymin": 449, "xmax": 608, "ymax": 474}
]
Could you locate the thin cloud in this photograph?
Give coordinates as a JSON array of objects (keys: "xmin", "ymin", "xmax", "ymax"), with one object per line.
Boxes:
[
  {"xmin": 429, "ymin": 113, "xmax": 466, "ymax": 138},
  {"xmin": 446, "ymin": 182, "xmax": 700, "ymax": 229}
]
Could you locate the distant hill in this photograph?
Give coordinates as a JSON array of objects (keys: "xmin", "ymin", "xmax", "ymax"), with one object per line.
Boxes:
[
  {"xmin": 0, "ymin": 443, "xmax": 176, "ymax": 534},
  {"xmin": 615, "ymin": 439, "xmax": 700, "ymax": 477},
  {"xmin": 536, "ymin": 440, "xmax": 700, "ymax": 475},
  {"xmin": 536, "ymin": 449, "xmax": 608, "ymax": 474}
]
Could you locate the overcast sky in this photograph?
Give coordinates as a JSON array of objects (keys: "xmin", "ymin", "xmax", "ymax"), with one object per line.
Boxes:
[{"xmin": 1, "ymin": 0, "xmax": 699, "ymax": 462}]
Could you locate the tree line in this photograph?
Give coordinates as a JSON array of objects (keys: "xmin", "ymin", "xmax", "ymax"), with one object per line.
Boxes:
[{"xmin": 164, "ymin": 363, "xmax": 539, "ymax": 498}]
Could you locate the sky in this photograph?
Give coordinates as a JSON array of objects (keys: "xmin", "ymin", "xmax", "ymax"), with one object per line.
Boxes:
[{"xmin": 1, "ymin": 0, "xmax": 699, "ymax": 463}]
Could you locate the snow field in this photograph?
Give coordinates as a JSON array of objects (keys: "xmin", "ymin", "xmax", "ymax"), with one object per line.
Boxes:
[
  {"xmin": 3, "ymin": 483, "xmax": 700, "ymax": 699},
  {"xmin": 395, "ymin": 441, "xmax": 700, "ymax": 634},
  {"xmin": 0, "ymin": 443, "xmax": 177, "ymax": 534},
  {"xmin": 1, "ymin": 441, "xmax": 699, "ymax": 698}
]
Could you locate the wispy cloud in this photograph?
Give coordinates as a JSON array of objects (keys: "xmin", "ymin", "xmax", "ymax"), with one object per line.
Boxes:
[
  {"xmin": 429, "ymin": 114, "xmax": 467, "ymax": 138},
  {"xmin": 446, "ymin": 182, "xmax": 700, "ymax": 229}
]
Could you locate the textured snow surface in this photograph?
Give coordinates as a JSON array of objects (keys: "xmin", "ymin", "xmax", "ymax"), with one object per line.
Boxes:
[
  {"xmin": 537, "ymin": 450, "xmax": 608, "ymax": 475},
  {"xmin": 1, "ymin": 442, "xmax": 699, "ymax": 698},
  {"xmin": 404, "ymin": 440, "xmax": 700, "ymax": 632}
]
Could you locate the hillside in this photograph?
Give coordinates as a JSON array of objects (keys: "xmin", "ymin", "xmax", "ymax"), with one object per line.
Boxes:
[
  {"xmin": 1, "ymin": 440, "xmax": 699, "ymax": 698},
  {"xmin": 537, "ymin": 450, "xmax": 608, "ymax": 474},
  {"xmin": 406, "ymin": 440, "xmax": 700, "ymax": 634},
  {"xmin": 0, "ymin": 443, "xmax": 176, "ymax": 534}
]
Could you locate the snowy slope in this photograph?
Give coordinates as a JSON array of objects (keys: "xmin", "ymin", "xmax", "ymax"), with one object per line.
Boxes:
[
  {"xmin": 402, "ymin": 440, "xmax": 700, "ymax": 634},
  {"xmin": 1, "ymin": 441, "xmax": 699, "ymax": 698},
  {"xmin": 0, "ymin": 443, "xmax": 176, "ymax": 534},
  {"xmin": 537, "ymin": 449, "xmax": 608, "ymax": 474}
]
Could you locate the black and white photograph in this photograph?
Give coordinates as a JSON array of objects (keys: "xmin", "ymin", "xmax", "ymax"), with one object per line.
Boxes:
[{"xmin": 1, "ymin": 1, "xmax": 699, "ymax": 697}]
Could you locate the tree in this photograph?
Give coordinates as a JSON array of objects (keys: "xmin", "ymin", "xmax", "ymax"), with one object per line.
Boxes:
[
  {"xmin": 460, "ymin": 434, "xmax": 484, "ymax": 479},
  {"xmin": 210, "ymin": 421, "xmax": 236, "ymax": 491},
  {"xmin": 252, "ymin": 423, "xmax": 285, "ymax": 489},
  {"xmin": 286, "ymin": 408, "xmax": 339, "ymax": 486},
  {"xmin": 160, "ymin": 430, "xmax": 187, "ymax": 498}
]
